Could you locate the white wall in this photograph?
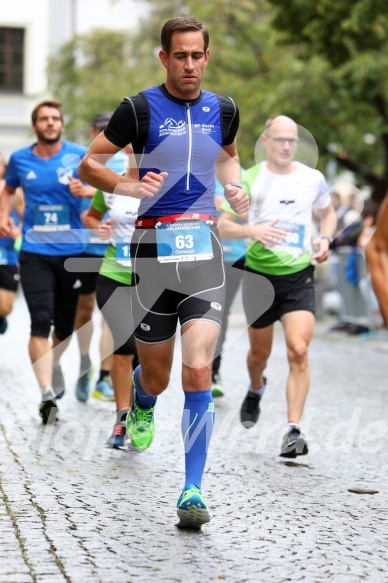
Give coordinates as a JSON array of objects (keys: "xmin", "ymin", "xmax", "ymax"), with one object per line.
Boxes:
[
  {"xmin": 0, "ymin": 0, "xmax": 148, "ymax": 160},
  {"xmin": 75, "ymin": 0, "xmax": 149, "ymax": 34}
]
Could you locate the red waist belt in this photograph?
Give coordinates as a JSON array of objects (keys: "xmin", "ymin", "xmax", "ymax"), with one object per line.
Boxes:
[{"xmin": 135, "ymin": 213, "xmax": 217, "ymax": 228}]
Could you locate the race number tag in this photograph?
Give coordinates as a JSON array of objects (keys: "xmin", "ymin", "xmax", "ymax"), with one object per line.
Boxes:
[
  {"xmin": 33, "ymin": 205, "xmax": 70, "ymax": 231},
  {"xmin": 156, "ymin": 221, "xmax": 213, "ymax": 263},
  {"xmin": 115, "ymin": 236, "xmax": 132, "ymax": 267},
  {"xmin": 0, "ymin": 248, "xmax": 9, "ymax": 265},
  {"xmin": 275, "ymin": 221, "xmax": 305, "ymax": 249}
]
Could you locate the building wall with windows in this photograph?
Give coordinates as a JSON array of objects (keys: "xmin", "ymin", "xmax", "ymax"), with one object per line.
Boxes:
[{"xmin": 0, "ymin": 0, "xmax": 147, "ymax": 161}]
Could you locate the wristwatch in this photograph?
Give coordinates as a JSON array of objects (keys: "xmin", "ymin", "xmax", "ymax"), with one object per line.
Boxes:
[
  {"xmin": 320, "ymin": 235, "xmax": 332, "ymax": 243},
  {"xmin": 227, "ymin": 182, "xmax": 242, "ymax": 189}
]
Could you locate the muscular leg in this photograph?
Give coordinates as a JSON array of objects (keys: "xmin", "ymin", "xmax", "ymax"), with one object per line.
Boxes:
[
  {"xmin": 247, "ymin": 324, "xmax": 274, "ymax": 388},
  {"xmin": 181, "ymin": 320, "xmax": 220, "ymax": 392},
  {"xmin": 0, "ymin": 288, "xmax": 16, "ymax": 317},
  {"xmin": 110, "ymin": 353, "xmax": 134, "ymax": 411},
  {"xmin": 135, "ymin": 337, "xmax": 175, "ymax": 396},
  {"xmin": 75, "ymin": 292, "xmax": 95, "ymax": 366},
  {"xmin": 29, "ymin": 336, "xmax": 53, "ymax": 389},
  {"xmin": 99, "ymin": 316, "xmax": 113, "ymax": 372},
  {"xmin": 280, "ymin": 310, "xmax": 315, "ymax": 423},
  {"xmin": 52, "ymin": 330, "xmax": 72, "ymax": 361}
]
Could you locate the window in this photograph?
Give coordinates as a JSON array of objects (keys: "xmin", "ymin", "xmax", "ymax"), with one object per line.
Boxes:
[{"xmin": 0, "ymin": 27, "xmax": 24, "ymax": 91}]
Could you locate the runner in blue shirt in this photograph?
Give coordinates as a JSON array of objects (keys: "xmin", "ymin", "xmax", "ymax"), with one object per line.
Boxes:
[{"xmin": 0, "ymin": 100, "xmax": 89, "ymax": 424}]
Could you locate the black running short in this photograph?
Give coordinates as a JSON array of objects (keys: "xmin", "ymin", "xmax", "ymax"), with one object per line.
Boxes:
[
  {"xmin": 243, "ymin": 264, "xmax": 316, "ymax": 329},
  {"xmin": 130, "ymin": 225, "xmax": 225, "ymax": 344},
  {"xmin": 0, "ymin": 265, "xmax": 20, "ymax": 292},
  {"xmin": 75, "ymin": 253, "xmax": 104, "ymax": 295},
  {"xmin": 19, "ymin": 251, "xmax": 83, "ymax": 339},
  {"xmin": 96, "ymin": 274, "xmax": 137, "ymax": 356}
]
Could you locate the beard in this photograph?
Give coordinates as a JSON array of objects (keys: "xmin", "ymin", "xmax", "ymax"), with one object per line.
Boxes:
[{"xmin": 35, "ymin": 128, "xmax": 62, "ymax": 144}]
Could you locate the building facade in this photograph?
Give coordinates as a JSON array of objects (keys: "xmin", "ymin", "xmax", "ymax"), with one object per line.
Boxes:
[{"xmin": 0, "ymin": 0, "xmax": 147, "ymax": 160}]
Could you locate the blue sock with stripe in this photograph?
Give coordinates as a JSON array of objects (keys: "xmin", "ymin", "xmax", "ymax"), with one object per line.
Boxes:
[
  {"xmin": 181, "ymin": 390, "xmax": 215, "ymax": 490},
  {"xmin": 133, "ymin": 365, "xmax": 157, "ymax": 409}
]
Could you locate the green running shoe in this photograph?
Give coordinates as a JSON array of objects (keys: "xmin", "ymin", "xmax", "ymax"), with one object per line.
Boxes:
[
  {"xmin": 176, "ymin": 485, "xmax": 211, "ymax": 530},
  {"xmin": 211, "ymin": 373, "xmax": 224, "ymax": 398},
  {"xmin": 126, "ymin": 395, "xmax": 155, "ymax": 452}
]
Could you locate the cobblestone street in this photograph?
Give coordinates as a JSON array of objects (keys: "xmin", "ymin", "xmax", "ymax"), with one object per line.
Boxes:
[{"xmin": 0, "ymin": 292, "xmax": 387, "ymax": 582}]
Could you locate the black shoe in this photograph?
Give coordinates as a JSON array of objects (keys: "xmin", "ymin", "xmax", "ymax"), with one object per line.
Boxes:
[
  {"xmin": 0, "ymin": 316, "xmax": 8, "ymax": 334},
  {"xmin": 279, "ymin": 426, "xmax": 308, "ymax": 458},
  {"xmin": 39, "ymin": 389, "xmax": 58, "ymax": 424},
  {"xmin": 52, "ymin": 364, "xmax": 65, "ymax": 399},
  {"xmin": 240, "ymin": 377, "xmax": 266, "ymax": 428}
]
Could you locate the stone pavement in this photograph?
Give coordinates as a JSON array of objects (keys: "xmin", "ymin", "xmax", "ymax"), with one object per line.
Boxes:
[{"xmin": 0, "ymin": 292, "xmax": 387, "ymax": 583}]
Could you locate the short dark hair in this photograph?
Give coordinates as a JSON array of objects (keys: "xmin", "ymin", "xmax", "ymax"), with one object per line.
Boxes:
[
  {"xmin": 92, "ymin": 112, "xmax": 113, "ymax": 129},
  {"xmin": 161, "ymin": 17, "xmax": 209, "ymax": 55},
  {"xmin": 31, "ymin": 100, "xmax": 63, "ymax": 125}
]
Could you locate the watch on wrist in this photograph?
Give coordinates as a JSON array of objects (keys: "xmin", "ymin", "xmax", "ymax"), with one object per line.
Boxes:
[
  {"xmin": 227, "ymin": 182, "xmax": 242, "ymax": 189},
  {"xmin": 320, "ymin": 235, "xmax": 332, "ymax": 243}
]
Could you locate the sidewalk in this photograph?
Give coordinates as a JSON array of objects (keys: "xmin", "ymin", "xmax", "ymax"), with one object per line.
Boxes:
[{"xmin": 0, "ymin": 292, "xmax": 387, "ymax": 582}]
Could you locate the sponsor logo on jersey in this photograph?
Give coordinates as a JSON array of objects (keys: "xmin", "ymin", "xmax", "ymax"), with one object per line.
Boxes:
[
  {"xmin": 159, "ymin": 118, "xmax": 186, "ymax": 137},
  {"xmin": 210, "ymin": 302, "xmax": 222, "ymax": 311},
  {"xmin": 26, "ymin": 170, "xmax": 37, "ymax": 180},
  {"xmin": 57, "ymin": 167, "xmax": 74, "ymax": 185},
  {"xmin": 72, "ymin": 279, "xmax": 82, "ymax": 289},
  {"xmin": 140, "ymin": 323, "xmax": 151, "ymax": 331}
]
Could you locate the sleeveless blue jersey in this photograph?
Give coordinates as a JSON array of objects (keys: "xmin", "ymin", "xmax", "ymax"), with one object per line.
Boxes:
[
  {"xmin": 138, "ymin": 87, "xmax": 223, "ymax": 217},
  {"xmin": 5, "ymin": 141, "xmax": 87, "ymax": 256}
]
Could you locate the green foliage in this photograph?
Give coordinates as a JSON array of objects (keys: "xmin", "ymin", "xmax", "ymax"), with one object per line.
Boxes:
[
  {"xmin": 268, "ymin": 0, "xmax": 388, "ymax": 200},
  {"xmin": 47, "ymin": 0, "xmax": 388, "ymax": 199},
  {"xmin": 47, "ymin": 29, "xmax": 163, "ymax": 143}
]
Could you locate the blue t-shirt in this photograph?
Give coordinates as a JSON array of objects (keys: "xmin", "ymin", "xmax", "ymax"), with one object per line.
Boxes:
[
  {"xmin": 0, "ymin": 209, "xmax": 20, "ymax": 266},
  {"xmin": 5, "ymin": 141, "xmax": 87, "ymax": 256}
]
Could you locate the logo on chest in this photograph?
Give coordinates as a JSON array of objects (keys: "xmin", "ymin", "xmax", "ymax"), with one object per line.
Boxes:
[
  {"xmin": 159, "ymin": 118, "xmax": 186, "ymax": 137},
  {"xmin": 279, "ymin": 199, "xmax": 295, "ymax": 206}
]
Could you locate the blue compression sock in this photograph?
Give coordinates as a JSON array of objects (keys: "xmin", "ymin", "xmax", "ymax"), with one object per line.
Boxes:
[
  {"xmin": 133, "ymin": 365, "xmax": 157, "ymax": 409},
  {"xmin": 181, "ymin": 390, "xmax": 215, "ymax": 490}
]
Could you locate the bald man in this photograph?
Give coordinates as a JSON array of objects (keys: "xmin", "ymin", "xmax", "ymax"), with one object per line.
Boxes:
[
  {"xmin": 366, "ymin": 195, "xmax": 388, "ymax": 325},
  {"xmin": 218, "ymin": 115, "xmax": 337, "ymax": 458}
]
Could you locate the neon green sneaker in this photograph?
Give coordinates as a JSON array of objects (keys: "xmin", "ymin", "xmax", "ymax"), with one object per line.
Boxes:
[
  {"xmin": 126, "ymin": 396, "xmax": 155, "ymax": 451},
  {"xmin": 176, "ymin": 485, "xmax": 211, "ymax": 530},
  {"xmin": 211, "ymin": 373, "xmax": 224, "ymax": 398}
]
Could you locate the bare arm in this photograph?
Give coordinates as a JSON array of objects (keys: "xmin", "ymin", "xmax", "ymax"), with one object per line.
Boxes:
[
  {"xmin": 82, "ymin": 205, "xmax": 112, "ymax": 241},
  {"xmin": 78, "ymin": 133, "xmax": 167, "ymax": 199},
  {"xmin": 215, "ymin": 142, "xmax": 249, "ymax": 214},
  {"xmin": 312, "ymin": 203, "xmax": 337, "ymax": 263},
  {"xmin": 366, "ymin": 196, "xmax": 388, "ymax": 324},
  {"xmin": 0, "ymin": 185, "xmax": 15, "ymax": 237},
  {"xmin": 218, "ymin": 208, "xmax": 287, "ymax": 245}
]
